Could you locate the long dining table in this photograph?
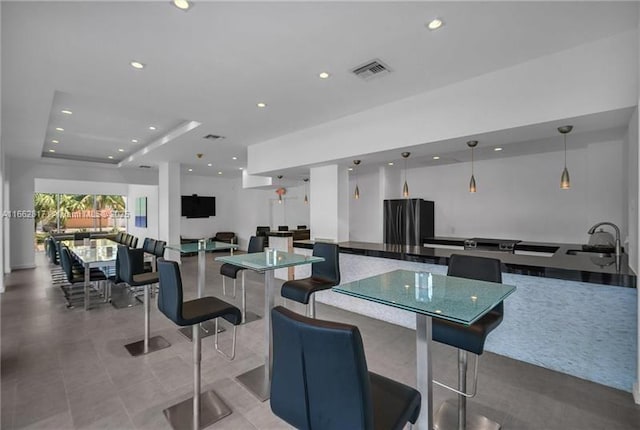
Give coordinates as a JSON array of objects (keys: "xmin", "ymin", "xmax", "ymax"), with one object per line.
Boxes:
[{"xmin": 333, "ymin": 269, "xmax": 516, "ymax": 430}]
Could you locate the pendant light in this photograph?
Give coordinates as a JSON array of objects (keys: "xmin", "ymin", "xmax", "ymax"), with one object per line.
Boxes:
[
  {"xmin": 277, "ymin": 175, "xmax": 283, "ymax": 204},
  {"xmin": 303, "ymin": 178, "xmax": 309, "ymax": 204},
  {"xmin": 353, "ymin": 160, "xmax": 361, "ymax": 200},
  {"xmin": 467, "ymin": 140, "xmax": 478, "ymax": 193},
  {"xmin": 558, "ymin": 125, "xmax": 573, "ymax": 190},
  {"xmin": 401, "ymin": 152, "xmax": 411, "ymax": 198}
]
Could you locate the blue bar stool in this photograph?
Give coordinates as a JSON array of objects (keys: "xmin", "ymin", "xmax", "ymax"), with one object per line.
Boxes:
[
  {"xmin": 433, "ymin": 254, "xmax": 504, "ymax": 430},
  {"xmin": 220, "ymin": 235, "xmax": 265, "ymax": 323},
  {"xmin": 157, "ymin": 259, "xmax": 242, "ymax": 430}
]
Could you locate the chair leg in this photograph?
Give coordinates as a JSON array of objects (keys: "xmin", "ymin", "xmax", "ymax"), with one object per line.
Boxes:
[
  {"xmin": 193, "ymin": 324, "xmax": 201, "ymax": 430},
  {"xmin": 309, "ymin": 294, "xmax": 316, "ymax": 318}
]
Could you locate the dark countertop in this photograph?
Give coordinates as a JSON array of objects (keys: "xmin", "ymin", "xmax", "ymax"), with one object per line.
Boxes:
[
  {"xmin": 266, "ymin": 231, "xmax": 294, "ymax": 237},
  {"xmin": 293, "ymin": 238, "xmax": 636, "ymax": 288}
]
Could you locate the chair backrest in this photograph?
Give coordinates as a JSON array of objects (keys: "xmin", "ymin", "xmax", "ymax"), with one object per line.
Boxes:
[
  {"xmin": 142, "ymin": 238, "xmax": 156, "ymax": 254},
  {"xmin": 130, "ymin": 236, "xmax": 138, "ymax": 248},
  {"xmin": 297, "ymin": 225, "xmax": 307, "ymax": 230},
  {"xmin": 278, "ymin": 225, "xmax": 289, "ymax": 231},
  {"xmin": 115, "ymin": 232, "xmax": 123, "ymax": 243},
  {"xmin": 311, "ymin": 243, "xmax": 340, "ymax": 286},
  {"xmin": 154, "ymin": 240, "xmax": 166, "ymax": 258},
  {"xmin": 447, "ymin": 254, "xmax": 503, "ymax": 314},
  {"xmin": 58, "ymin": 246, "xmax": 75, "ymax": 282},
  {"xmin": 248, "ymin": 236, "xmax": 265, "ymax": 254},
  {"xmin": 117, "ymin": 245, "xmax": 144, "ymax": 284},
  {"xmin": 256, "ymin": 226, "xmax": 270, "ymax": 236},
  {"xmin": 157, "ymin": 258, "xmax": 184, "ymax": 325},
  {"xmin": 270, "ymin": 306, "xmax": 373, "ymax": 430}
]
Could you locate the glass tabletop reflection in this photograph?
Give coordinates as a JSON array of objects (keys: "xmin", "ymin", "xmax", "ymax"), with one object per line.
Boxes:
[
  {"xmin": 333, "ymin": 269, "xmax": 516, "ymax": 325},
  {"xmin": 166, "ymin": 240, "xmax": 239, "ymax": 254}
]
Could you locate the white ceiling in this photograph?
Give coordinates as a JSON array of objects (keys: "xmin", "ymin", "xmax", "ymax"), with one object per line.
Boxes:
[{"xmin": 2, "ymin": 1, "xmax": 637, "ymax": 177}]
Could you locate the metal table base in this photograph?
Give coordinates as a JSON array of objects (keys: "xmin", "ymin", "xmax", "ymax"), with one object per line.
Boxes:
[
  {"xmin": 434, "ymin": 400, "xmax": 501, "ymax": 430},
  {"xmin": 125, "ymin": 336, "xmax": 171, "ymax": 357},
  {"xmin": 236, "ymin": 365, "xmax": 270, "ymax": 402},
  {"xmin": 163, "ymin": 390, "xmax": 231, "ymax": 430}
]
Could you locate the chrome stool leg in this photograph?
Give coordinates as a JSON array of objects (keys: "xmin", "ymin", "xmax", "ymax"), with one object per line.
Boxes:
[
  {"xmin": 124, "ymin": 284, "xmax": 171, "ymax": 356},
  {"xmin": 163, "ymin": 324, "xmax": 232, "ymax": 430}
]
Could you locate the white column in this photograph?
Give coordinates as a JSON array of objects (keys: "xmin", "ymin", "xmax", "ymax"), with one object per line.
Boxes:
[
  {"xmin": 634, "ymin": 13, "xmax": 640, "ymax": 405},
  {"xmin": 158, "ymin": 162, "xmax": 181, "ymax": 262},
  {"xmin": 309, "ymin": 164, "xmax": 349, "ymax": 242}
]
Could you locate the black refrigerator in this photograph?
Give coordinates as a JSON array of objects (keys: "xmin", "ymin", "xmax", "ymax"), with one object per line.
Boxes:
[{"xmin": 383, "ymin": 199, "xmax": 434, "ymax": 246}]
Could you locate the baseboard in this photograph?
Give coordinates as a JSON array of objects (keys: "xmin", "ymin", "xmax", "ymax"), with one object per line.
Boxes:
[
  {"xmin": 11, "ymin": 263, "xmax": 36, "ymax": 270},
  {"xmin": 633, "ymin": 382, "xmax": 640, "ymax": 404}
]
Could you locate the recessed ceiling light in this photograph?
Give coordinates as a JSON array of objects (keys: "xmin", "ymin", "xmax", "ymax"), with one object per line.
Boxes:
[
  {"xmin": 55, "ymin": 127, "xmax": 64, "ymax": 132},
  {"xmin": 388, "ymin": 162, "xmax": 394, "ymax": 166},
  {"xmin": 239, "ymin": 167, "xmax": 243, "ymax": 170},
  {"xmin": 494, "ymin": 147, "xmax": 503, "ymax": 151},
  {"xmin": 118, "ymin": 148, "xmax": 125, "ymax": 152},
  {"xmin": 130, "ymin": 61, "xmax": 145, "ymax": 69},
  {"xmin": 433, "ymin": 156, "xmax": 440, "ymax": 160},
  {"xmin": 108, "ymin": 156, "xmax": 114, "ymax": 159},
  {"xmin": 51, "ymin": 139, "xmax": 59, "ymax": 144},
  {"xmin": 348, "ymin": 167, "xmax": 353, "ymax": 171},
  {"xmin": 218, "ymin": 171, "xmax": 222, "ymax": 175},
  {"xmin": 48, "ymin": 149, "xmax": 55, "ymax": 153},
  {"xmin": 427, "ymin": 18, "xmax": 444, "ymax": 30},
  {"xmin": 61, "ymin": 110, "xmax": 72, "ymax": 115},
  {"xmin": 207, "ymin": 163, "xmax": 212, "ymax": 167},
  {"xmin": 257, "ymin": 102, "xmax": 267, "ymax": 108},
  {"xmin": 319, "ymin": 72, "xmax": 331, "ymax": 79},
  {"xmin": 131, "ymin": 139, "xmax": 138, "ymax": 143},
  {"xmin": 172, "ymin": 0, "xmax": 191, "ymax": 11},
  {"xmin": 232, "ymin": 156, "xmax": 237, "ymax": 160},
  {"xmin": 188, "ymin": 168, "xmax": 193, "ymax": 172},
  {"xmin": 149, "ymin": 126, "xmax": 156, "ymax": 131}
]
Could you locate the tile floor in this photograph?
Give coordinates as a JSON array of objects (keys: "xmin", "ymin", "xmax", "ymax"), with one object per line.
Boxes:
[{"xmin": 1, "ymin": 252, "xmax": 639, "ymax": 429}]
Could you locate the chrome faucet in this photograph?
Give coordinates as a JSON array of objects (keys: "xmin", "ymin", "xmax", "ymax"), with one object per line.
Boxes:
[{"xmin": 588, "ymin": 222, "xmax": 621, "ymax": 260}]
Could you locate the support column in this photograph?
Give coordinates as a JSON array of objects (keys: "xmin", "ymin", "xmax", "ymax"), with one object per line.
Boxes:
[
  {"xmin": 158, "ymin": 162, "xmax": 181, "ymax": 262},
  {"xmin": 309, "ymin": 164, "xmax": 349, "ymax": 242}
]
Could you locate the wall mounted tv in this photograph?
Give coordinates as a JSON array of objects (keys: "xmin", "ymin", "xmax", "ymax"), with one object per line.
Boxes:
[{"xmin": 181, "ymin": 195, "xmax": 216, "ymax": 218}]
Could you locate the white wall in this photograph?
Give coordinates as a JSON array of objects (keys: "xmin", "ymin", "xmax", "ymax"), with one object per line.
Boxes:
[
  {"xmin": 249, "ymin": 31, "xmax": 637, "ymax": 174},
  {"xmin": 180, "ymin": 175, "xmax": 237, "ymax": 240},
  {"xmin": 8, "ymin": 157, "xmax": 157, "ymax": 269},
  {"xmin": 127, "ymin": 184, "xmax": 159, "ymax": 244},
  {"xmin": 350, "ymin": 140, "xmax": 626, "ymax": 244}
]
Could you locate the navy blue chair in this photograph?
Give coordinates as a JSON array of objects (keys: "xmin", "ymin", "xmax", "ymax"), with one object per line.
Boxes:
[
  {"xmin": 432, "ymin": 254, "xmax": 504, "ymax": 430},
  {"xmin": 59, "ymin": 245, "xmax": 107, "ymax": 308},
  {"xmin": 270, "ymin": 306, "xmax": 421, "ymax": 430},
  {"xmin": 220, "ymin": 235, "xmax": 265, "ymax": 323},
  {"xmin": 280, "ymin": 242, "xmax": 340, "ymax": 318},
  {"xmin": 157, "ymin": 259, "xmax": 242, "ymax": 430},
  {"xmin": 118, "ymin": 245, "xmax": 169, "ymax": 356}
]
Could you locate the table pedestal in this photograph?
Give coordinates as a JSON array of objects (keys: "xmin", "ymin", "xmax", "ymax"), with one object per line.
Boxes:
[
  {"xmin": 416, "ymin": 313, "xmax": 433, "ymax": 430},
  {"xmin": 235, "ymin": 270, "xmax": 275, "ymax": 401}
]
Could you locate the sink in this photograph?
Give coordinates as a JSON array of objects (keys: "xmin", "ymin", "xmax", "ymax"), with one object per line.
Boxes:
[{"xmin": 566, "ymin": 249, "xmax": 613, "ymax": 258}]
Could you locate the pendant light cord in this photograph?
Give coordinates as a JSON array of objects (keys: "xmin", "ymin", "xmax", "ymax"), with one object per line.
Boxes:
[
  {"xmin": 564, "ymin": 134, "xmax": 567, "ymax": 167},
  {"xmin": 471, "ymin": 147, "xmax": 474, "ymax": 174}
]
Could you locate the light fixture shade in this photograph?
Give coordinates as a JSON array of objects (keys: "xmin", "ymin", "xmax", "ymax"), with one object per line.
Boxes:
[
  {"xmin": 354, "ymin": 185, "xmax": 360, "ymax": 200},
  {"xmin": 469, "ymin": 174, "xmax": 477, "ymax": 193},
  {"xmin": 304, "ymin": 194, "xmax": 308, "ymax": 204},
  {"xmin": 402, "ymin": 180, "xmax": 409, "ymax": 198},
  {"xmin": 560, "ymin": 167, "xmax": 570, "ymax": 189},
  {"xmin": 278, "ymin": 194, "xmax": 282, "ymax": 204}
]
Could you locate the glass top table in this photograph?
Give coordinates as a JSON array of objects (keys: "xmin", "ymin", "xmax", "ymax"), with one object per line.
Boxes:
[
  {"xmin": 215, "ymin": 250, "xmax": 324, "ymax": 402},
  {"xmin": 333, "ymin": 269, "xmax": 516, "ymax": 430}
]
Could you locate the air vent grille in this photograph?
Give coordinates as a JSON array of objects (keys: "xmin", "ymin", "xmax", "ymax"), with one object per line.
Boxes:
[
  {"xmin": 203, "ymin": 134, "xmax": 224, "ymax": 141},
  {"xmin": 351, "ymin": 59, "xmax": 391, "ymax": 80},
  {"xmin": 139, "ymin": 165, "xmax": 151, "ymax": 169}
]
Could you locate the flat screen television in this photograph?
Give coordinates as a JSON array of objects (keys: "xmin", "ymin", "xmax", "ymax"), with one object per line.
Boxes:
[{"xmin": 181, "ymin": 195, "xmax": 216, "ymax": 218}]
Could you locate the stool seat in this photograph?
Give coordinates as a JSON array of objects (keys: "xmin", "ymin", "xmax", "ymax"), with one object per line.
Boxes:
[
  {"xmin": 180, "ymin": 297, "xmax": 242, "ymax": 327},
  {"xmin": 433, "ymin": 309, "xmax": 502, "ymax": 355},
  {"xmin": 280, "ymin": 277, "xmax": 335, "ymax": 304},
  {"xmin": 132, "ymin": 272, "xmax": 159, "ymax": 286},
  {"xmin": 220, "ymin": 263, "xmax": 243, "ymax": 279},
  {"xmin": 370, "ymin": 372, "xmax": 421, "ymax": 430}
]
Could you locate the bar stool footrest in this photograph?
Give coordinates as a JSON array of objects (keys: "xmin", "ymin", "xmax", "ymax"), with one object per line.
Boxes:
[
  {"xmin": 178, "ymin": 321, "xmax": 225, "ymax": 341},
  {"xmin": 124, "ymin": 336, "xmax": 171, "ymax": 357},
  {"xmin": 434, "ymin": 399, "xmax": 501, "ymax": 430},
  {"xmin": 162, "ymin": 390, "xmax": 231, "ymax": 430}
]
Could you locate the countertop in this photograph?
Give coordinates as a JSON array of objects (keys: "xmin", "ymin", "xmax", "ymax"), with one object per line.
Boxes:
[{"xmin": 293, "ymin": 238, "xmax": 636, "ymax": 288}]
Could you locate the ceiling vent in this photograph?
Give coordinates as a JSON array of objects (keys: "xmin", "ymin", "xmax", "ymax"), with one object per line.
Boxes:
[
  {"xmin": 203, "ymin": 134, "xmax": 224, "ymax": 141},
  {"xmin": 139, "ymin": 165, "xmax": 151, "ymax": 169},
  {"xmin": 351, "ymin": 59, "xmax": 391, "ymax": 80}
]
